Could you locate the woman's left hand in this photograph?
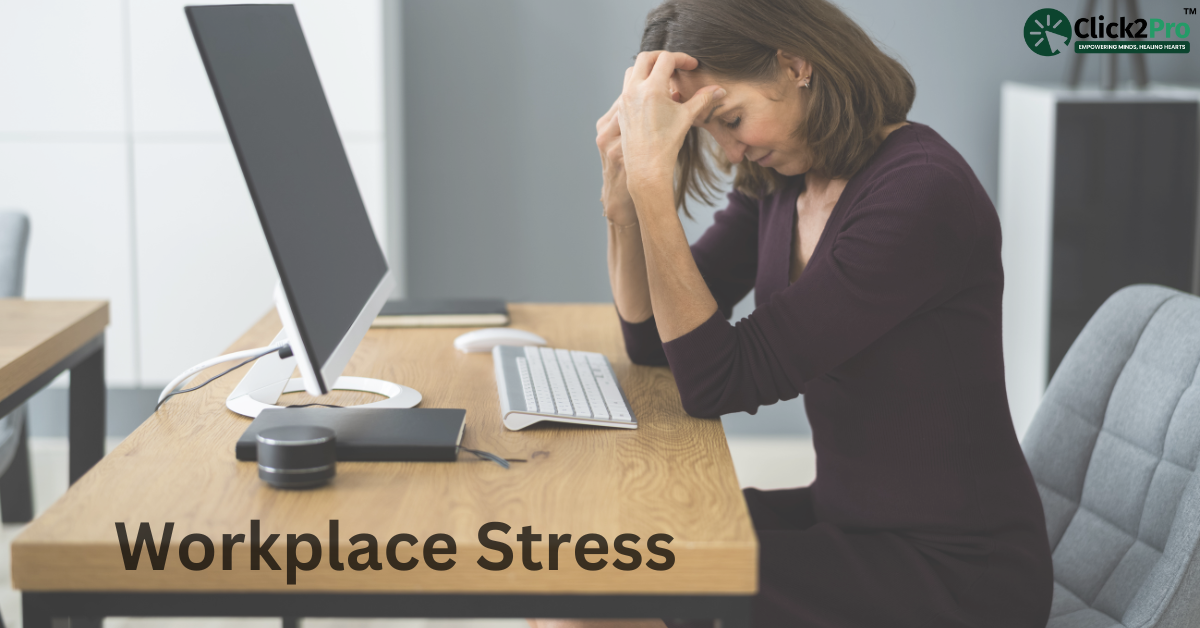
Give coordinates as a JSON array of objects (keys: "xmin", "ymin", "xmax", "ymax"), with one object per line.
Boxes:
[{"xmin": 617, "ymin": 51, "xmax": 725, "ymax": 199}]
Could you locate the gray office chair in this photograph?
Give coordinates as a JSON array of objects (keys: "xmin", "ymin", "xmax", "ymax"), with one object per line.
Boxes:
[
  {"xmin": 1022, "ymin": 284, "xmax": 1200, "ymax": 627},
  {"xmin": 0, "ymin": 210, "xmax": 34, "ymax": 523}
]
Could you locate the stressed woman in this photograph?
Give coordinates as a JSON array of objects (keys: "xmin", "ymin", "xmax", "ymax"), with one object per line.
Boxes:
[{"xmin": 534, "ymin": 0, "xmax": 1053, "ymax": 627}]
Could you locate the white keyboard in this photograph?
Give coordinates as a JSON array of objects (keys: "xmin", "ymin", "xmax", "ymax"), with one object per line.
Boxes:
[{"xmin": 493, "ymin": 345, "xmax": 637, "ymax": 430}]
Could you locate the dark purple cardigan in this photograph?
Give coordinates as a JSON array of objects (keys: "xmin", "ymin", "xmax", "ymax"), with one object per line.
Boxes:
[{"xmin": 621, "ymin": 123, "xmax": 1051, "ymax": 617}]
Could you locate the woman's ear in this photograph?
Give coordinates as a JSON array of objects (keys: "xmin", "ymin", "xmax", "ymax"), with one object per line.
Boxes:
[
  {"xmin": 670, "ymin": 70, "xmax": 704, "ymax": 103},
  {"xmin": 776, "ymin": 51, "xmax": 810, "ymax": 86}
]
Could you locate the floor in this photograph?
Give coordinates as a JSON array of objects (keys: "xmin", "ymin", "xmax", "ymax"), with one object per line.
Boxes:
[{"xmin": 0, "ymin": 436, "xmax": 816, "ymax": 627}]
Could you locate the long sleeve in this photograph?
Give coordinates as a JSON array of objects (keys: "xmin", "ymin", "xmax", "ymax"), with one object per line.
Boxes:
[
  {"xmin": 644, "ymin": 124, "xmax": 1053, "ymax": 625},
  {"xmin": 662, "ymin": 163, "xmax": 978, "ymax": 418},
  {"xmin": 617, "ymin": 188, "xmax": 761, "ymax": 365}
]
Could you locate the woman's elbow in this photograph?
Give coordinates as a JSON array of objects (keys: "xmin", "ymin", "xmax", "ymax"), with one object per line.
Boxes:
[
  {"xmin": 626, "ymin": 344, "xmax": 669, "ymax": 366},
  {"xmin": 678, "ymin": 389, "xmax": 724, "ymax": 419},
  {"xmin": 678, "ymin": 378, "xmax": 779, "ymax": 419}
]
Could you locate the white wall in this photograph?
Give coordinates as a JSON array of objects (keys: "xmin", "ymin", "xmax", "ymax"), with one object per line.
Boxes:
[{"xmin": 0, "ymin": 0, "xmax": 386, "ymax": 387}]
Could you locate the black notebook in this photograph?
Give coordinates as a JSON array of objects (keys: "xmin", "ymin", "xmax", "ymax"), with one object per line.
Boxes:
[
  {"xmin": 236, "ymin": 407, "xmax": 466, "ymax": 462},
  {"xmin": 372, "ymin": 298, "xmax": 509, "ymax": 328}
]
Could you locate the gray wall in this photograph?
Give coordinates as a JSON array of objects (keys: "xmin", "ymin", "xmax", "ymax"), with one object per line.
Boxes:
[
  {"xmin": 401, "ymin": 0, "xmax": 1197, "ymax": 435},
  {"xmin": 402, "ymin": 0, "xmax": 1197, "ymax": 302},
  {"xmin": 402, "ymin": 1, "xmax": 653, "ymax": 302}
]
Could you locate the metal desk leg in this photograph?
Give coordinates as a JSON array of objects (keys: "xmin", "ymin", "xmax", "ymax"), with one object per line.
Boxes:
[
  {"xmin": 68, "ymin": 342, "xmax": 105, "ymax": 484},
  {"xmin": 20, "ymin": 592, "xmax": 756, "ymax": 627},
  {"xmin": 716, "ymin": 597, "xmax": 752, "ymax": 628},
  {"xmin": 0, "ymin": 409, "xmax": 34, "ymax": 522},
  {"xmin": 22, "ymin": 593, "xmax": 101, "ymax": 628},
  {"xmin": 22, "ymin": 592, "xmax": 50, "ymax": 628}
]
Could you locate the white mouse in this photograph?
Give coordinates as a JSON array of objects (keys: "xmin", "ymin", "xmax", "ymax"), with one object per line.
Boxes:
[{"xmin": 454, "ymin": 328, "xmax": 547, "ymax": 353}]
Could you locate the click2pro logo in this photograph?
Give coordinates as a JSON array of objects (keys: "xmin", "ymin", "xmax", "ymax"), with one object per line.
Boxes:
[
  {"xmin": 1026, "ymin": 7, "xmax": 1193, "ymax": 55},
  {"xmin": 1025, "ymin": 8, "xmax": 1073, "ymax": 56}
]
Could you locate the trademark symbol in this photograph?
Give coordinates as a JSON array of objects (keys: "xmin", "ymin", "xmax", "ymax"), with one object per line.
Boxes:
[{"xmin": 1186, "ymin": 7, "xmax": 1197, "ymax": 15}]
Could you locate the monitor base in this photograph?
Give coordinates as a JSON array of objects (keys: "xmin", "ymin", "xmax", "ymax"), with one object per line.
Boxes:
[
  {"xmin": 226, "ymin": 331, "xmax": 422, "ymax": 418},
  {"xmin": 228, "ymin": 376, "xmax": 422, "ymax": 418}
]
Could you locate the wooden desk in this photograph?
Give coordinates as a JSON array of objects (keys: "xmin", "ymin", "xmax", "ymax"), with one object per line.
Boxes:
[
  {"xmin": 13, "ymin": 304, "xmax": 756, "ymax": 626},
  {"xmin": 0, "ymin": 300, "xmax": 108, "ymax": 521}
]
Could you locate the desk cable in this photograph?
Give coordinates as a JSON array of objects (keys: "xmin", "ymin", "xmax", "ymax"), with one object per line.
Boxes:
[
  {"xmin": 157, "ymin": 346, "xmax": 524, "ymax": 470},
  {"xmin": 156, "ymin": 342, "xmax": 290, "ymax": 412},
  {"xmin": 459, "ymin": 447, "xmax": 527, "ymax": 469}
]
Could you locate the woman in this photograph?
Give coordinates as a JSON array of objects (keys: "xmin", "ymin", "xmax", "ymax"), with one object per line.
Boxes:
[{"xmin": 535, "ymin": 0, "xmax": 1053, "ymax": 626}]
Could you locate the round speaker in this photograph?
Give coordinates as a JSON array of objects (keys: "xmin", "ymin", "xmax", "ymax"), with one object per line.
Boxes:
[{"xmin": 256, "ymin": 425, "xmax": 336, "ymax": 489}]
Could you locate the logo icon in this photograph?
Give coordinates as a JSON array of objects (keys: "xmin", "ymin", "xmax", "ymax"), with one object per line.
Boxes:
[{"xmin": 1025, "ymin": 8, "xmax": 1073, "ymax": 55}]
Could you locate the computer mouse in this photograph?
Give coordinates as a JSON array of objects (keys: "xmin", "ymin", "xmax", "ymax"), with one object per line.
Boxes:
[{"xmin": 454, "ymin": 328, "xmax": 547, "ymax": 353}]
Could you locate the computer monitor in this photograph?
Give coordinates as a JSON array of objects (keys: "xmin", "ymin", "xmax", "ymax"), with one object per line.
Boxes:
[{"xmin": 187, "ymin": 4, "xmax": 419, "ymax": 416}]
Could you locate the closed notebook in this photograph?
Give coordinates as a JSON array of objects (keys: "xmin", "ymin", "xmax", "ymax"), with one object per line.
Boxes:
[
  {"xmin": 236, "ymin": 407, "xmax": 466, "ymax": 462},
  {"xmin": 372, "ymin": 298, "xmax": 509, "ymax": 328}
]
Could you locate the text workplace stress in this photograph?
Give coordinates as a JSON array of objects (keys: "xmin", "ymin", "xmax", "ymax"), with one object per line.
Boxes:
[{"xmin": 117, "ymin": 521, "xmax": 678, "ymax": 585}]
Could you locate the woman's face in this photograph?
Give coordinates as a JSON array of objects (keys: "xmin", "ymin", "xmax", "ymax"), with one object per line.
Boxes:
[{"xmin": 670, "ymin": 55, "xmax": 812, "ymax": 176}]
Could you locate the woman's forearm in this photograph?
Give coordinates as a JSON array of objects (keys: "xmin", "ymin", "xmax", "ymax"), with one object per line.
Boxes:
[
  {"xmin": 632, "ymin": 184, "xmax": 718, "ymax": 342},
  {"xmin": 607, "ymin": 218, "xmax": 654, "ymax": 324}
]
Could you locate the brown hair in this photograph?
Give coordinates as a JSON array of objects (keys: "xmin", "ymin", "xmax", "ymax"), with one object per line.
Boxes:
[{"xmin": 640, "ymin": 0, "xmax": 915, "ymax": 214}]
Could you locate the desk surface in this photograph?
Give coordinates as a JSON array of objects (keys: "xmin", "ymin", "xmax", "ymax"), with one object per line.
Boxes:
[
  {"xmin": 0, "ymin": 299, "xmax": 109, "ymax": 402},
  {"xmin": 12, "ymin": 304, "xmax": 756, "ymax": 594}
]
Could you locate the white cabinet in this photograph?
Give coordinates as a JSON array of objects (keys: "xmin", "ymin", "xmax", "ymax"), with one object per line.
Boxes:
[
  {"xmin": 0, "ymin": 142, "xmax": 139, "ymax": 386},
  {"xmin": 127, "ymin": 0, "xmax": 227, "ymax": 137},
  {"xmin": 132, "ymin": 141, "xmax": 276, "ymax": 384},
  {"xmin": 0, "ymin": 0, "xmax": 126, "ymax": 135},
  {"xmin": 127, "ymin": 0, "xmax": 383, "ymax": 137},
  {"xmin": 999, "ymin": 82, "xmax": 1200, "ymax": 441},
  {"xmin": 0, "ymin": 0, "xmax": 387, "ymax": 388},
  {"xmin": 0, "ymin": 0, "xmax": 135, "ymax": 385},
  {"xmin": 999, "ymin": 83, "xmax": 1058, "ymax": 442}
]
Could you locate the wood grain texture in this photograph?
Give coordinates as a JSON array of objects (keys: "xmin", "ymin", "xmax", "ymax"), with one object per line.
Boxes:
[
  {"xmin": 0, "ymin": 300, "xmax": 109, "ymax": 402},
  {"xmin": 13, "ymin": 304, "xmax": 756, "ymax": 594}
]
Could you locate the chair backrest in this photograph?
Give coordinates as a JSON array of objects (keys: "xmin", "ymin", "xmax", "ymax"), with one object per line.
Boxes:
[
  {"xmin": 0, "ymin": 210, "xmax": 30, "ymax": 298},
  {"xmin": 1022, "ymin": 284, "xmax": 1200, "ymax": 628},
  {"xmin": 0, "ymin": 211, "xmax": 31, "ymax": 474}
]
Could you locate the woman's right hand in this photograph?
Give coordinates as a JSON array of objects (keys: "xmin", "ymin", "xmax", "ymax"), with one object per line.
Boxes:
[{"xmin": 596, "ymin": 95, "xmax": 638, "ymax": 226}]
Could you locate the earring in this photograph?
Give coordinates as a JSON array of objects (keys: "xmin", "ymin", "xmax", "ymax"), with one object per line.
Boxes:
[{"xmin": 801, "ymin": 77, "xmax": 811, "ymax": 88}]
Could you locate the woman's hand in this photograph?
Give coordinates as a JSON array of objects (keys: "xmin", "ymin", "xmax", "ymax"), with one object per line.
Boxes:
[
  {"xmin": 595, "ymin": 96, "xmax": 637, "ymax": 226},
  {"xmin": 617, "ymin": 51, "xmax": 724, "ymax": 201}
]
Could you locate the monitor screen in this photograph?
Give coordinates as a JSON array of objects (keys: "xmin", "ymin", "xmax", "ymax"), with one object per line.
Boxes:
[{"xmin": 187, "ymin": 4, "xmax": 388, "ymax": 387}]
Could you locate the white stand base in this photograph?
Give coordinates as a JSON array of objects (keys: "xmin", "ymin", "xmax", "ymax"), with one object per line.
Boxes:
[{"xmin": 226, "ymin": 331, "xmax": 422, "ymax": 418}]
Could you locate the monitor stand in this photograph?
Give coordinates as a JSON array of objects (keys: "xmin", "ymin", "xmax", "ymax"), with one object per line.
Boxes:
[{"xmin": 225, "ymin": 330, "xmax": 422, "ymax": 418}]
